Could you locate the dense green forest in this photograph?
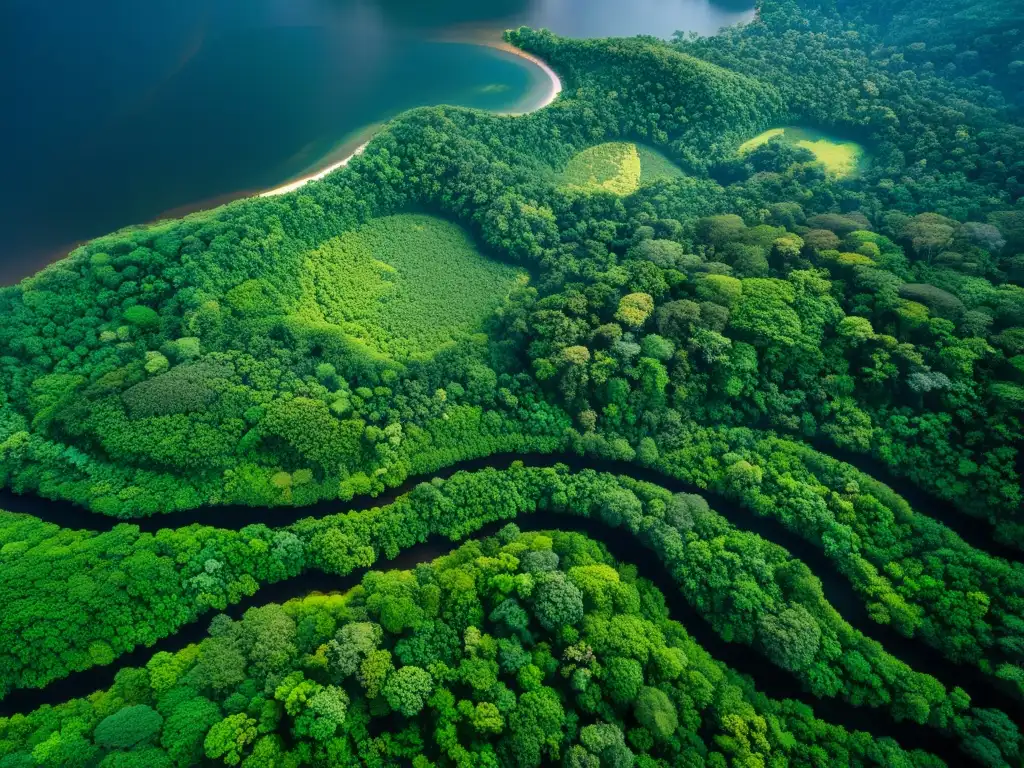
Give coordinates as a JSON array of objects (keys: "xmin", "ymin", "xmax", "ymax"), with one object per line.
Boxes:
[
  {"xmin": 796, "ymin": 0, "xmax": 1024, "ymax": 105},
  {"xmin": 0, "ymin": 528, "xmax": 952, "ymax": 768},
  {"xmin": 1, "ymin": 0, "xmax": 1024, "ymax": 764}
]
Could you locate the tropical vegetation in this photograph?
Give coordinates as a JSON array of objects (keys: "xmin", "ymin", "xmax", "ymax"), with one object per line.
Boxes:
[{"xmin": 1, "ymin": 0, "xmax": 1023, "ymax": 764}]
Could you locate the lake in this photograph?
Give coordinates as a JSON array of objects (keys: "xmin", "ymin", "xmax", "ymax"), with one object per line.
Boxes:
[{"xmin": 0, "ymin": 0, "xmax": 754, "ymax": 284}]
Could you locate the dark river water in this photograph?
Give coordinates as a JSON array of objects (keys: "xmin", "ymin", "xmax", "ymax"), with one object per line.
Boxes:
[
  {"xmin": 0, "ymin": 515, "xmax": 983, "ymax": 765},
  {"xmin": 0, "ymin": 0, "xmax": 754, "ymax": 285},
  {"xmin": 1, "ymin": 453, "xmax": 1018, "ymax": 761},
  {"xmin": 0, "ymin": 517, "xmax": 971, "ymax": 764}
]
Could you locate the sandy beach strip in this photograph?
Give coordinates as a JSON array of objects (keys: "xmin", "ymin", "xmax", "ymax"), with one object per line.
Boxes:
[
  {"xmin": 260, "ymin": 142, "xmax": 370, "ymax": 197},
  {"xmin": 485, "ymin": 41, "xmax": 563, "ymax": 115},
  {"xmin": 259, "ymin": 42, "xmax": 562, "ymax": 198}
]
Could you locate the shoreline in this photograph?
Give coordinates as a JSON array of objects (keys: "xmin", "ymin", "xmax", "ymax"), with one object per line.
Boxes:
[
  {"xmin": 484, "ymin": 40, "xmax": 563, "ymax": 116},
  {"xmin": 260, "ymin": 139, "xmax": 371, "ymax": 197},
  {"xmin": 259, "ymin": 40, "xmax": 562, "ymax": 198},
  {"xmin": 3, "ymin": 40, "xmax": 563, "ymax": 285}
]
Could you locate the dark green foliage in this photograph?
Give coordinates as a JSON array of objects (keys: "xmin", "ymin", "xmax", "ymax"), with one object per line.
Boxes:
[
  {"xmin": 94, "ymin": 706, "xmax": 163, "ymax": 750},
  {"xmin": 4, "ymin": 464, "xmax": 1018, "ymax": 763},
  {"xmin": 758, "ymin": 603, "xmax": 823, "ymax": 673},
  {"xmin": 122, "ymin": 306, "xmax": 161, "ymax": 333},
  {"xmin": 532, "ymin": 570, "xmax": 585, "ymax": 631},
  {"xmin": 0, "ymin": 8, "xmax": 1019, "ymax": 530},
  {"xmin": 121, "ymin": 362, "xmax": 230, "ymax": 418},
  {"xmin": 898, "ymin": 284, "xmax": 966, "ymax": 320},
  {"xmin": 0, "ymin": 530, "xmax": 947, "ymax": 767},
  {"xmin": 634, "ymin": 687, "xmax": 678, "ymax": 741},
  {"xmin": 1, "ymin": 2, "xmax": 1023, "ymax": 765}
]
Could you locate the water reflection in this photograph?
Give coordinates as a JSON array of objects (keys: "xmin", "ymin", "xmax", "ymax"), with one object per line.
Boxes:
[
  {"xmin": 515, "ymin": 0, "xmax": 754, "ymax": 38},
  {"xmin": 362, "ymin": 0, "xmax": 755, "ymax": 36},
  {"xmin": 0, "ymin": 0, "xmax": 754, "ymax": 283}
]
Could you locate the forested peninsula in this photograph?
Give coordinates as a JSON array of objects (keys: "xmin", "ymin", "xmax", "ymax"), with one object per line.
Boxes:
[{"xmin": 1, "ymin": 0, "xmax": 1023, "ymax": 766}]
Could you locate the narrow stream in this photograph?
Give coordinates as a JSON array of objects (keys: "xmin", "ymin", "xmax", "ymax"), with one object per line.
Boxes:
[
  {"xmin": 0, "ymin": 517, "xmax": 971, "ymax": 765},
  {"xmin": 1, "ymin": 455, "xmax": 1019, "ymax": 715},
  {"xmin": 801, "ymin": 434, "xmax": 1024, "ymax": 562}
]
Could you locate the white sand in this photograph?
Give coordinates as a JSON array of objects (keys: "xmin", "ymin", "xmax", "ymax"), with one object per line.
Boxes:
[
  {"xmin": 259, "ymin": 42, "xmax": 562, "ymax": 198},
  {"xmin": 487, "ymin": 41, "xmax": 563, "ymax": 116},
  {"xmin": 260, "ymin": 142, "xmax": 369, "ymax": 197}
]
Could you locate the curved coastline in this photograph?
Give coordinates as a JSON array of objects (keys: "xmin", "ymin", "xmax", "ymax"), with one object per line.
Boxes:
[
  {"xmin": 486, "ymin": 40, "xmax": 564, "ymax": 115},
  {"xmin": 259, "ymin": 40, "xmax": 563, "ymax": 197},
  {"xmin": 0, "ymin": 39, "xmax": 564, "ymax": 283},
  {"xmin": 259, "ymin": 139, "xmax": 372, "ymax": 197}
]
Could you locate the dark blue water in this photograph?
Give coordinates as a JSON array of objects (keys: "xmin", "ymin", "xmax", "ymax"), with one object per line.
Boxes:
[{"xmin": 0, "ymin": 0, "xmax": 754, "ymax": 283}]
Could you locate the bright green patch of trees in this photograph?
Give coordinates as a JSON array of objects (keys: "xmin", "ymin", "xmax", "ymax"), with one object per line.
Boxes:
[{"xmin": 0, "ymin": 528, "xmax": 947, "ymax": 767}]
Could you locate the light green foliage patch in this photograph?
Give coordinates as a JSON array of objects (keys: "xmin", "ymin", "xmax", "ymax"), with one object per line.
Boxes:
[
  {"xmin": 637, "ymin": 145, "xmax": 686, "ymax": 183},
  {"xmin": 738, "ymin": 128, "xmax": 785, "ymax": 153},
  {"xmin": 739, "ymin": 127, "xmax": 865, "ymax": 178},
  {"xmin": 559, "ymin": 143, "xmax": 683, "ymax": 194},
  {"xmin": 560, "ymin": 142, "xmax": 642, "ymax": 195},
  {"xmin": 294, "ymin": 214, "xmax": 526, "ymax": 359}
]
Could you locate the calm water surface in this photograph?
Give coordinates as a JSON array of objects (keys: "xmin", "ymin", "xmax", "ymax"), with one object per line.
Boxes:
[{"xmin": 0, "ymin": 0, "xmax": 754, "ymax": 283}]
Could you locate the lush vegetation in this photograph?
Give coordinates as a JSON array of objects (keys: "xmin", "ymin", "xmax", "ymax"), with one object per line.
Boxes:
[
  {"xmin": 0, "ymin": 527, "xmax": 960, "ymax": 768},
  {"xmin": 559, "ymin": 142, "xmax": 644, "ymax": 196},
  {"xmin": 801, "ymin": 0, "xmax": 1024, "ymax": 105},
  {"xmin": 558, "ymin": 142, "xmax": 686, "ymax": 195},
  {"xmin": 1, "ymin": 15, "xmax": 1020, "ymax": 529},
  {"xmin": 3, "ymin": 464, "xmax": 1022, "ymax": 764},
  {"xmin": 635, "ymin": 145, "xmax": 686, "ymax": 185},
  {"xmin": 292, "ymin": 214, "xmax": 526, "ymax": 360},
  {"xmin": 739, "ymin": 127, "xmax": 866, "ymax": 179},
  {"xmin": 648, "ymin": 429, "xmax": 1024, "ymax": 694},
  {"xmin": 2, "ymin": 0, "xmax": 1024, "ymax": 763}
]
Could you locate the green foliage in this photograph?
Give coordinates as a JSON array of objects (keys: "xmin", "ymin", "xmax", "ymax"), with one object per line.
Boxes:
[
  {"xmin": 636, "ymin": 145, "xmax": 686, "ymax": 184},
  {"xmin": 204, "ymin": 713, "xmax": 258, "ymax": 765},
  {"xmin": 123, "ymin": 306, "xmax": 161, "ymax": 332},
  {"xmin": 94, "ymin": 705, "xmax": 163, "ymax": 750},
  {"xmin": 758, "ymin": 603, "xmax": 822, "ymax": 673},
  {"xmin": 0, "ymin": 528, "xmax": 953, "ymax": 767},
  {"xmin": 742, "ymin": 127, "xmax": 866, "ymax": 179},
  {"xmin": 1, "ymin": 8, "xmax": 1024, "ymax": 768},
  {"xmin": 532, "ymin": 570, "xmax": 585, "ymax": 631},
  {"xmin": 383, "ymin": 665, "xmax": 433, "ymax": 716},
  {"xmin": 560, "ymin": 143, "xmax": 642, "ymax": 195},
  {"xmin": 294, "ymin": 214, "xmax": 526, "ymax": 359},
  {"xmin": 4, "ymin": 463, "xmax": 1018, "ymax": 763},
  {"xmin": 0, "ymin": 10, "xmax": 1018, "ymax": 529},
  {"xmin": 121, "ymin": 361, "xmax": 230, "ymax": 418},
  {"xmin": 634, "ymin": 687, "xmax": 678, "ymax": 741}
]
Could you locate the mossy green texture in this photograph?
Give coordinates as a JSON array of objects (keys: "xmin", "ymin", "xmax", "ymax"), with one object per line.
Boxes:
[
  {"xmin": 294, "ymin": 214, "xmax": 526, "ymax": 359},
  {"xmin": 560, "ymin": 142, "xmax": 642, "ymax": 195},
  {"xmin": 637, "ymin": 145, "xmax": 686, "ymax": 183},
  {"xmin": 740, "ymin": 126, "xmax": 865, "ymax": 178},
  {"xmin": 560, "ymin": 142, "xmax": 684, "ymax": 194}
]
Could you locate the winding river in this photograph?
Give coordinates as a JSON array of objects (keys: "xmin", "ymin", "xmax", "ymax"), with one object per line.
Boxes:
[
  {"xmin": 809, "ymin": 441, "xmax": 1024, "ymax": 561},
  {"xmin": 0, "ymin": 517, "xmax": 969, "ymax": 763},
  {"xmin": 3, "ymin": 4, "xmax": 1016, "ymax": 763},
  {"xmin": 1, "ymin": 454, "xmax": 1019, "ymax": 765}
]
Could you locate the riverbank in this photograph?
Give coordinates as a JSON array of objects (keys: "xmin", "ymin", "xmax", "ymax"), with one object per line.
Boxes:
[
  {"xmin": 3, "ymin": 453, "xmax": 1020, "ymax": 723},
  {"xmin": 259, "ymin": 40, "xmax": 562, "ymax": 197},
  {"xmin": 0, "ymin": 515, "xmax": 978, "ymax": 765}
]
